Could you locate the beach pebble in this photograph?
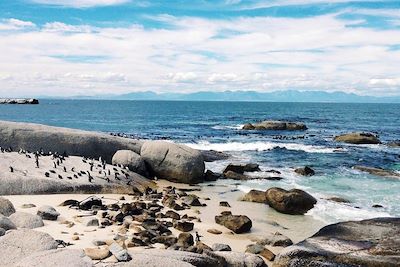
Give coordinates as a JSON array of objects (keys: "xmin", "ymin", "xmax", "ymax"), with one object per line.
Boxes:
[
  {"xmin": 21, "ymin": 204, "xmax": 36, "ymax": 209},
  {"xmin": 0, "ymin": 197, "xmax": 15, "ymax": 216},
  {"xmin": 212, "ymin": 243, "xmax": 232, "ymax": 251},
  {"xmin": 219, "ymin": 201, "xmax": 231, "ymax": 207},
  {"xmin": 72, "ymin": 235, "xmax": 80, "ymax": 241},
  {"xmin": 92, "ymin": 239, "xmax": 107, "ymax": 246},
  {"xmin": 9, "ymin": 212, "xmax": 44, "ymax": 229},
  {"xmin": 207, "ymin": 229, "xmax": 222, "ymax": 235},
  {"xmin": 83, "ymin": 217, "xmax": 99, "ymax": 227},
  {"xmin": 84, "ymin": 246, "xmax": 110, "ymax": 260},
  {"xmin": 37, "ymin": 205, "xmax": 60, "ymax": 220}
]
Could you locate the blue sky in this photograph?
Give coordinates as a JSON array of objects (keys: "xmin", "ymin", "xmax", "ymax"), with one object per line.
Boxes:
[{"xmin": 0, "ymin": 0, "xmax": 400, "ymax": 97}]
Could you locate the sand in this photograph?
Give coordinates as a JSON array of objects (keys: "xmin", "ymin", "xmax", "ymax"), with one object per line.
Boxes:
[{"xmin": 3, "ymin": 179, "xmax": 326, "ymax": 265}]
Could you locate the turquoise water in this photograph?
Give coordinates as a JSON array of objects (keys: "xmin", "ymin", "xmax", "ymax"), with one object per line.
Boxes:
[{"xmin": 1, "ymin": 99, "xmax": 399, "ymax": 223}]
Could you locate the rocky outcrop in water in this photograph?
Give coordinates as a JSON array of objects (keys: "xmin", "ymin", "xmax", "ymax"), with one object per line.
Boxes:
[
  {"xmin": 334, "ymin": 132, "xmax": 380, "ymax": 144},
  {"xmin": 242, "ymin": 121, "xmax": 307, "ymax": 131},
  {"xmin": 0, "ymin": 98, "xmax": 39, "ymax": 104},
  {"xmin": 273, "ymin": 217, "xmax": 400, "ymax": 267},
  {"xmin": 0, "ymin": 120, "xmax": 143, "ymax": 162},
  {"xmin": 353, "ymin": 165, "xmax": 400, "ymax": 179},
  {"xmin": 141, "ymin": 141, "xmax": 205, "ymax": 184}
]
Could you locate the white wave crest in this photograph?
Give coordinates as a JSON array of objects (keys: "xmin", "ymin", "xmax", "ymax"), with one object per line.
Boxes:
[
  {"xmin": 185, "ymin": 140, "xmax": 342, "ymax": 154},
  {"xmin": 211, "ymin": 124, "xmax": 244, "ymax": 130}
]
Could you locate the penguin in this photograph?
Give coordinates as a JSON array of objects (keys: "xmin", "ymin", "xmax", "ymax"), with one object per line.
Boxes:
[
  {"xmin": 77, "ymin": 173, "xmax": 82, "ymax": 177},
  {"xmin": 63, "ymin": 166, "xmax": 67, "ymax": 172},
  {"xmin": 67, "ymin": 176, "xmax": 72, "ymax": 180},
  {"xmin": 73, "ymin": 174, "xmax": 78, "ymax": 179},
  {"xmin": 88, "ymin": 175, "xmax": 93, "ymax": 183},
  {"xmin": 106, "ymin": 177, "xmax": 110, "ymax": 183},
  {"xmin": 45, "ymin": 172, "xmax": 50, "ymax": 177},
  {"xmin": 108, "ymin": 169, "xmax": 111, "ymax": 176},
  {"xmin": 126, "ymin": 180, "xmax": 131, "ymax": 186},
  {"xmin": 58, "ymin": 174, "xmax": 63, "ymax": 179},
  {"xmin": 71, "ymin": 167, "xmax": 75, "ymax": 172},
  {"xmin": 9, "ymin": 166, "xmax": 14, "ymax": 172},
  {"xmin": 49, "ymin": 170, "xmax": 56, "ymax": 174},
  {"xmin": 53, "ymin": 162, "xmax": 57, "ymax": 168}
]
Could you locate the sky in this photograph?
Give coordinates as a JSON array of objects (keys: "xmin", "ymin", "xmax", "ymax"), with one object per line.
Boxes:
[{"xmin": 0, "ymin": 0, "xmax": 400, "ymax": 97}]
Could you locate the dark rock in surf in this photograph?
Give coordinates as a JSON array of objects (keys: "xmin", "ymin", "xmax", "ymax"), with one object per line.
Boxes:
[
  {"xmin": 334, "ymin": 132, "xmax": 380, "ymax": 144},
  {"xmin": 265, "ymin": 187, "xmax": 317, "ymax": 215}
]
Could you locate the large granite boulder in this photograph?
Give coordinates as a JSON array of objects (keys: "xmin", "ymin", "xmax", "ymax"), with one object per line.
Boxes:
[
  {"xmin": 334, "ymin": 132, "xmax": 380, "ymax": 144},
  {"xmin": 0, "ymin": 196, "xmax": 15, "ymax": 216},
  {"xmin": 207, "ymin": 251, "xmax": 267, "ymax": 267},
  {"xmin": 15, "ymin": 249, "xmax": 92, "ymax": 267},
  {"xmin": 0, "ymin": 120, "xmax": 143, "ymax": 162},
  {"xmin": 121, "ymin": 250, "xmax": 221, "ymax": 267},
  {"xmin": 242, "ymin": 121, "xmax": 307, "ymax": 131},
  {"xmin": 0, "ymin": 229, "xmax": 58, "ymax": 266},
  {"xmin": 9, "ymin": 212, "xmax": 44, "ymax": 229},
  {"xmin": 241, "ymin": 190, "xmax": 268, "ymax": 203},
  {"xmin": 112, "ymin": 150, "xmax": 148, "ymax": 176},
  {"xmin": 215, "ymin": 213, "xmax": 252, "ymax": 234},
  {"xmin": 265, "ymin": 187, "xmax": 317, "ymax": 215},
  {"xmin": 273, "ymin": 217, "xmax": 400, "ymax": 267},
  {"xmin": 140, "ymin": 141, "xmax": 205, "ymax": 184}
]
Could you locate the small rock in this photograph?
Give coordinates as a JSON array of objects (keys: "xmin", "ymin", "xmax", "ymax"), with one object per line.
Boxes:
[
  {"xmin": 265, "ymin": 187, "xmax": 317, "ymax": 215},
  {"xmin": 21, "ymin": 204, "xmax": 36, "ymax": 209},
  {"xmin": 252, "ymin": 232, "xmax": 293, "ymax": 247},
  {"xmin": 9, "ymin": 212, "xmax": 44, "ymax": 229},
  {"xmin": 294, "ymin": 166, "xmax": 315, "ymax": 176},
  {"xmin": 58, "ymin": 199, "xmax": 79, "ymax": 207},
  {"xmin": 92, "ymin": 240, "xmax": 107, "ymax": 246},
  {"xmin": 219, "ymin": 201, "xmax": 231, "ymax": 207},
  {"xmin": 109, "ymin": 242, "xmax": 131, "ymax": 262},
  {"xmin": 207, "ymin": 228, "xmax": 222, "ymax": 235},
  {"xmin": 215, "ymin": 214, "xmax": 252, "ymax": 234},
  {"xmin": 37, "ymin": 205, "xmax": 60, "ymax": 221},
  {"xmin": 246, "ymin": 244, "xmax": 265, "ymax": 254},
  {"xmin": 372, "ymin": 204, "xmax": 384, "ymax": 208},
  {"xmin": 174, "ymin": 221, "xmax": 194, "ymax": 232},
  {"xmin": 260, "ymin": 248, "xmax": 275, "ymax": 261},
  {"xmin": 72, "ymin": 235, "xmax": 80, "ymax": 240},
  {"xmin": 212, "ymin": 243, "xmax": 232, "ymax": 251},
  {"xmin": 165, "ymin": 210, "xmax": 180, "ymax": 220},
  {"xmin": 83, "ymin": 218, "xmax": 99, "ymax": 227},
  {"xmin": 84, "ymin": 246, "xmax": 110, "ymax": 260},
  {"xmin": 0, "ymin": 214, "xmax": 17, "ymax": 230}
]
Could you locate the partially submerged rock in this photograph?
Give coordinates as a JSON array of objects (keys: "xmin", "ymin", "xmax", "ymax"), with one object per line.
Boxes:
[
  {"xmin": 242, "ymin": 121, "xmax": 307, "ymax": 131},
  {"xmin": 223, "ymin": 163, "xmax": 261, "ymax": 174},
  {"xmin": 353, "ymin": 165, "xmax": 400, "ymax": 179},
  {"xmin": 265, "ymin": 187, "xmax": 317, "ymax": 215},
  {"xmin": 201, "ymin": 150, "xmax": 230, "ymax": 162},
  {"xmin": 141, "ymin": 141, "xmax": 205, "ymax": 184},
  {"xmin": 334, "ymin": 132, "xmax": 380, "ymax": 144},
  {"xmin": 274, "ymin": 217, "xmax": 400, "ymax": 267},
  {"xmin": 294, "ymin": 166, "xmax": 315, "ymax": 176}
]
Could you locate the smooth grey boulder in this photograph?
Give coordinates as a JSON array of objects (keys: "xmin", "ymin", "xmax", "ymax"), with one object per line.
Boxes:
[
  {"xmin": 15, "ymin": 249, "xmax": 93, "ymax": 267},
  {"xmin": 112, "ymin": 150, "xmax": 148, "ymax": 176},
  {"xmin": 208, "ymin": 251, "xmax": 267, "ymax": 267},
  {"xmin": 334, "ymin": 132, "xmax": 380, "ymax": 144},
  {"xmin": 125, "ymin": 250, "xmax": 221, "ymax": 267},
  {"xmin": 273, "ymin": 217, "xmax": 400, "ymax": 267},
  {"xmin": 37, "ymin": 205, "xmax": 60, "ymax": 220},
  {"xmin": 0, "ymin": 214, "xmax": 17, "ymax": 230},
  {"xmin": 212, "ymin": 243, "xmax": 232, "ymax": 251},
  {"xmin": 0, "ymin": 229, "xmax": 58, "ymax": 266},
  {"xmin": 109, "ymin": 242, "xmax": 131, "ymax": 262},
  {"xmin": 0, "ymin": 196, "xmax": 15, "ymax": 216},
  {"xmin": 9, "ymin": 212, "xmax": 44, "ymax": 229},
  {"xmin": 0, "ymin": 120, "xmax": 143, "ymax": 162},
  {"xmin": 141, "ymin": 141, "xmax": 205, "ymax": 184}
]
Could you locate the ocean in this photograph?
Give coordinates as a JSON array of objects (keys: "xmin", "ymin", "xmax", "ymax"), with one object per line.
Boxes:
[{"xmin": 1, "ymin": 99, "xmax": 399, "ymax": 223}]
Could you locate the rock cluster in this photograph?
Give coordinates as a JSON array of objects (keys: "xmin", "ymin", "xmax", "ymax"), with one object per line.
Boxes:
[
  {"xmin": 334, "ymin": 132, "xmax": 380, "ymax": 144},
  {"xmin": 0, "ymin": 98, "xmax": 39, "ymax": 104},
  {"xmin": 242, "ymin": 121, "xmax": 307, "ymax": 131}
]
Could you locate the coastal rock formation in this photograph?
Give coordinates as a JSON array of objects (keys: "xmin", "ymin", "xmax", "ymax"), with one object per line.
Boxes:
[
  {"xmin": 223, "ymin": 163, "xmax": 261, "ymax": 174},
  {"xmin": 242, "ymin": 121, "xmax": 307, "ymax": 131},
  {"xmin": 0, "ymin": 120, "xmax": 143, "ymax": 162},
  {"xmin": 241, "ymin": 190, "xmax": 268, "ymax": 203},
  {"xmin": 0, "ymin": 196, "xmax": 16, "ymax": 216},
  {"xmin": 294, "ymin": 166, "xmax": 315, "ymax": 176},
  {"xmin": 353, "ymin": 165, "xmax": 400, "ymax": 179},
  {"xmin": 112, "ymin": 150, "xmax": 148, "ymax": 177},
  {"xmin": 200, "ymin": 150, "xmax": 230, "ymax": 162},
  {"xmin": 208, "ymin": 251, "xmax": 267, "ymax": 267},
  {"xmin": 215, "ymin": 213, "xmax": 252, "ymax": 234},
  {"xmin": 15, "ymin": 249, "xmax": 92, "ymax": 267},
  {"xmin": 334, "ymin": 132, "xmax": 380, "ymax": 144},
  {"xmin": 9, "ymin": 212, "xmax": 44, "ymax": 229},
  {"xmin": 0, "ymin": 229, "xmax": 58, "ymax": 266},
  {"xmin": 273, "ymin": 217, "xmax": 400, "ymax": 267},
  {"xmin": 0, "ymin": 98, "xmax": 39, "ymax": 104},
  {"xmin": 265, "ymin": 187, "xmax": 317, "ymax": 215},
  {"xmin": 141, "ymin": 141, "xmax": 205, "ymax": 184}
]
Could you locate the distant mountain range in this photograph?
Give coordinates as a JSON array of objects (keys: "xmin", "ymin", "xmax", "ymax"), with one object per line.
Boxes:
[{"xmin": 60, "ymin": 90, "xmax": 400, "ymax": 103}]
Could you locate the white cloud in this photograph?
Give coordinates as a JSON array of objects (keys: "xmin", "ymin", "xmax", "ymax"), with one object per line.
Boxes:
[
  {"xmin": 0, "ymin": 14, "xmax": 400, "ymax": 96},
  {"xmin": 30, "ymin": 0, "xmax": 130, "ymax": 8},
  {"xmin": 0, "ymin": 19, "xmax": 35, "ymax": 30}
]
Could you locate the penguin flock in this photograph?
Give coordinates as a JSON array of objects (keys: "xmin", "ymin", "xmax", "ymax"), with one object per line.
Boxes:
[{"xmin": 2, "ymin": 147, "xmax": 133, "ymax": 186}]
